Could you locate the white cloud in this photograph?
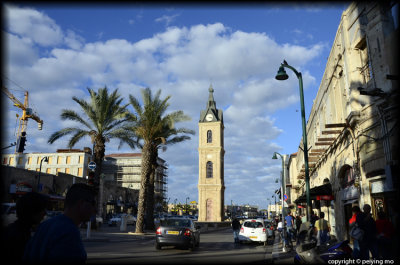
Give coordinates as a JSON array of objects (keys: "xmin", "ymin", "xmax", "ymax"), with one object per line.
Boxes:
[
  {"xmin": 2, "ymin": 6, "xmax": 327, "ymax": 209},
  {"xmin": 155, "ymin": 14, "xmax": 180, "ymax": 26},
  {"xmin": 4, "ymin": 4, "xmax": 63, "ymax": 46}
]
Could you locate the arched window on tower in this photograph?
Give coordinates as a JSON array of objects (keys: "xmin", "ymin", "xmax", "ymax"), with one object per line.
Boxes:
[
  {"xmin": 207, "ymin": 130, "xmax": 212, "ymax": 143},
  {"xmin": 340, "ymin": 166, "xmax": 355, "ymax": 188},
  {"xmin": 206, "ymin": 161, "xmax": 213, "ymax": 178}
]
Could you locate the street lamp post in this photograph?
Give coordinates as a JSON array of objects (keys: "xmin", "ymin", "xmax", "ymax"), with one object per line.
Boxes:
[
  {"xmin": 37, "ymin": 156, "xmax": 49, "ymax": 191},
  {"xmin": 272, "ymin": 152, "xmax": 286, "ymax": 220},
  {"xmin": 185, "ymin": 197, "xmax": 190, "ymax": 215},
  {"xmin": 275, "ymin": 60, "xmax": 311, "ymax": 222}
]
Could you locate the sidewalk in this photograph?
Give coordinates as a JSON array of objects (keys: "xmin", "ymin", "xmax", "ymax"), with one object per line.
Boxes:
[
  {"xmin": 269, "ymin": 230, "xmax": 297, "ymax": 264},
  {"xmin": 80, "ymin": 225, "xmax": 155, "ymax": 242}
]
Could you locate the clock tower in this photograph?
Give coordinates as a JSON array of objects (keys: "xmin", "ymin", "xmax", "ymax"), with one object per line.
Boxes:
[{"xmin": 198, "ymin": 85, "xmax": 225, "ymax": 222}]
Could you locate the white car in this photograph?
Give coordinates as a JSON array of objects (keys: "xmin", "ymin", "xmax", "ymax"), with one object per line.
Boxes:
[
  {"xmin": 108, "ymin": 213, "xmax": 136, "ymax": 226},
  {"xmin": 238, "ymin": 218, "xmax": 268, "ymax": 244}
]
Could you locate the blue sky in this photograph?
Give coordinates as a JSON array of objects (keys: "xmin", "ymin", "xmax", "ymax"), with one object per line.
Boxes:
[{"xmin": 2, "ymin": 2, "xmax": 349, "ymax": 210}]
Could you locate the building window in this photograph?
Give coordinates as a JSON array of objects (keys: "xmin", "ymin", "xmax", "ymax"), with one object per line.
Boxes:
[
  {"xmin": 206, "ymin": 161, "xmax": 213, "ymax": 178},
  {"xmin": 57, "ymin": 156, "xmax": 63, "ymax": 164},
  {"xmin": 56, "ymin": 168, "xmax": 61, "ymax": 173},
  {"xmin": 78, "ymin": 167, "xmax": 83, "ymax": 177},
  {"xmin": 66, "ymin": 156, "xmax": 71, "ymax": 164},
  {"xmin": 37, "ymin": 157, "xmax": 41, "ymax": 164},
  {"xmin": 9, "ymin": 157, "xmax": 14, "ymax": 165},
  {"xmin": 207, "ymin": 130, "xmax": 212, "ymax": 143},
  {"xmin": 357, "ymin": 39, "xmax": 372, "ymax": 84},
  {"xmin": 46, "ymin": 168, "xmax": 51, "ymax": 174},
  {"xmin": 28, "ymin": 157, "xmax": 32, "ymax": 165},
  {"xmin": 340, "ymin": 166, "xmax": 355, "ymax": 188},
  {"xmin": 18, "ymin": 157, "xmax": 23, "ymax": 165},
  {"xmin": 65, "ymin": 168, "xmax": 70, "ymax": 174},
  {"xmin": 79, "ymin": 155, "xmax": 84, "ymax": 164},
  {"xmin": 3, "ymin": 157, "xmax": 7, "ymax": 165},
  {"xmin": 48, "ymin": 157, "xmax": 53, "ymax": 164}
]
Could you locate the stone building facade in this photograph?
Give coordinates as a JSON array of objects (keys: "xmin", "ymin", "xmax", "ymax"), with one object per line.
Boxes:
[{"xmin": 287, "ymin": 2, "xmax": 399, "ymax": 241}]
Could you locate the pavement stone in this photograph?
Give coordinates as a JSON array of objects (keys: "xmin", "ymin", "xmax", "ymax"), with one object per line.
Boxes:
[{"xmin": 270, "ymin": 230, "xmax": 297, "ymax": 264}]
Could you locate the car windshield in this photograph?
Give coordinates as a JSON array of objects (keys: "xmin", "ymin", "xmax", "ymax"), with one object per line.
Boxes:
[
  {"xmin": 161, "ymin": 219, "xmax": 191, "ymax": 227},
  {"xmin": 244, "ymin": 221, "xmax": 264, "ymax": 228}
]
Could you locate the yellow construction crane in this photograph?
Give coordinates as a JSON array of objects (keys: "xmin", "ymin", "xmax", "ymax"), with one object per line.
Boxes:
[{"xmin": 1, "ymin": 85, "xmax": 43, "ymax": 153}]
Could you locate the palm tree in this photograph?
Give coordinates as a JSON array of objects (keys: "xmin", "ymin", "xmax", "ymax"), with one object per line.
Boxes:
[
  {"xmin": 129, "ymin": 87, "xmax": 195, "ymax": 233},
  {"xmin": 48, "ymin": 86, "xmax": 137, "ymax": 216}
]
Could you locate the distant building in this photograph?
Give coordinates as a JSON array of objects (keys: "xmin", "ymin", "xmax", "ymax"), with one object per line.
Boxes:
[
  {"xmin": 103, "ymin": 153, "xmax": 168, "ymax": 213},
  {"xmin": 1, "ymin": 147, "xmax": 93, "ymax": 178}
]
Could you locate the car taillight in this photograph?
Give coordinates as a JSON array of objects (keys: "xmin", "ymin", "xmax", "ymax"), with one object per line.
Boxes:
[
  {"xmin": 156, "ymin": 227, "xmax": 162, "ymax": 235},
  {"xmin": 240, "ymin": 228, "xmax": 244, "ymax": 233},
  {"xmin": 263, "ymin": 228, "xmax": 266, "ymax": 233},
  {"xmin": 184, "ymin": 229, "xmax": 191, "ymax": 236}
]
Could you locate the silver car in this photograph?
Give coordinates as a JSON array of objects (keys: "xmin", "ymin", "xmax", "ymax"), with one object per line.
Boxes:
[{"xmin": 155, "ymin": 217, "xmax": 201, "ymax": 250}]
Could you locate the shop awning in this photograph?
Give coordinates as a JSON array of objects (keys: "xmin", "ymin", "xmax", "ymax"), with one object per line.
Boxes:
[{"xmin": 294, "ymin": 183, "xmax": 332, "ymax": 204}]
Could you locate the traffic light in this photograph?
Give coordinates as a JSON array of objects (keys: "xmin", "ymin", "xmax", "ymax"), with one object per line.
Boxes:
[
  {"xmin": 88, "ymin": 171, "xmax": 95, "ymax": 186},
  {"xmin": 16, "ymin": 132, "xmax": 27, "ymax": 153}
]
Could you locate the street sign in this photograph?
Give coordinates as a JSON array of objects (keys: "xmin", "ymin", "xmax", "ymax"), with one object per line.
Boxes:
[
  {"xmin": 283, "ymin": 194, "xmax": 288, "ymax": 201},
  {"xmin": 88, "ymin": 161, "xmax": 96, "ymax": 170}
]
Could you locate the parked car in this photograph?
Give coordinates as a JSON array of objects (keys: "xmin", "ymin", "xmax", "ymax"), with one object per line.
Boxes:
[
  {"xmin": 238, "ymin": 218, "xmax": 268, "ymax": 244},
  {"xmin": 155, "ymin": 217, "xmax": 201, "ymax": 250},
  {"xmin": 2, "ymin": 203, "xmax": 17, "ymax": 226},
  {"xmin": 108, "ymin": 213, "xmax": 136, "ymax": 226},
  {"xmin": 108, "ymin": 214, "xmax": 122, "ymax": 226}
]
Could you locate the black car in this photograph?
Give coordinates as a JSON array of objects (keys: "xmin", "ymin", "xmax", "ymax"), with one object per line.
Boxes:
[{"xmin": 155, "ymin": 217, "xmax": 201, "ymax": 250}]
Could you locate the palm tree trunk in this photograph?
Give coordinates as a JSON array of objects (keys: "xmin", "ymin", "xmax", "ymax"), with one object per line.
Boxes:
[
  {"xmin": 135, "ymin": 143, "xmax": 152, "ymax": 233},
  {"xmin": 145, "ymin": 146, "xmax": 158, "ymax": 231},
  {"xmin": 94, "ymin": 137, "xmax": 105, "ymax": 217}
]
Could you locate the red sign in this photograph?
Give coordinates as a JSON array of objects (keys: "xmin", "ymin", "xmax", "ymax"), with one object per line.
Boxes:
[{"xmin": 316, "ymin": 195, "xmax": 334, "ymax": 201}]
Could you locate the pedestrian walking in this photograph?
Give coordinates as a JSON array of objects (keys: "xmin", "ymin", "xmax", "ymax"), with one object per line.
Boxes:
[
  {"xmin": 310, "ymin": 211, "xmax": 319, "ymax": 227},
  {"xmin": 359, "ymin": 204, "xmax": 379, "ymax": 260},
  {"xmin": 1, "ymin": 192, "xmax": 48, "ymax": 264},
  {"xmin": 23, "ymin": 183, "xmax": 96, "ymax": 264},
  {"xmin": 231, "ymin": 217, "xmax": 241, "ymax": 243},
  {"xmin": 376, "ymin": 211, "xmax": 395, "ymax": 259},
  {"xmin": 349, "ymin": 205, "xmax": 362, "ymax": 259},
  {"xmin": 295, "ymin": 215, "xmax": 302, "ymax": 237},
  {"xmin": 314, "ymin": 212, "xmax": 330, "ymax": 246},
  {"xmin": 284, "ymin": 212, "xmax": 294, "ymax": 250}
]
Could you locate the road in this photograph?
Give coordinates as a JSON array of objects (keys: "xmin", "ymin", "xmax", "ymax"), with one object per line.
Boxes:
[{"xmin": 83, "ymin": 227, "xmax": 275, "ymax": 264}]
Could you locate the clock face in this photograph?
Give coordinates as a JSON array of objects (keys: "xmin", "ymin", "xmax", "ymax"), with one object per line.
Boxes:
[{"xmin": 206, "ymin": 114, "xmax": 213, "ymax": 121}]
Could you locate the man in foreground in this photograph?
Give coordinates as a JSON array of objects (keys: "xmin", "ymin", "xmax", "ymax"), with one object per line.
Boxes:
[{"xmin": 23, "ymin": 183, "xmax": 96, "ymax": 263}]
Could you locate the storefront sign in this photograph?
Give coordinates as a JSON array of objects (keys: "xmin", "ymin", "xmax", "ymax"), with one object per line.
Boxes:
[
  {"xmin": 341, "ymin": 185, "xmax": 359, "ymax": 201},
  {"xmin": 15, "ymin": 182, "xmax": 32, "ymax": 194},
  {"xmin": 316, "ymin": 195, "xmax": 334, "ymax": 200}
]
